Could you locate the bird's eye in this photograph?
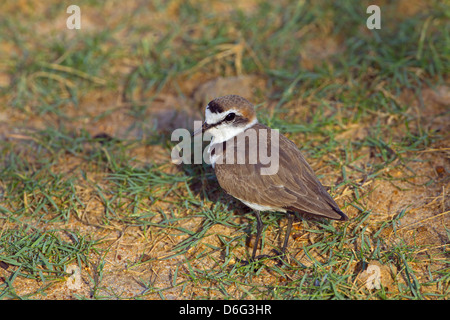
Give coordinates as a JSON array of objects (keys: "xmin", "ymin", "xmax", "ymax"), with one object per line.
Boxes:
[{"xmin": 225, "ymin": 113, "xmax": 236, "ymax": 121}]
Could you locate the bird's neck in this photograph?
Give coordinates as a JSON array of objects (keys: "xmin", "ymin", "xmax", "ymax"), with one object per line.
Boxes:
[
  {"xmin": 207, "ymin": 118, "xmax": 258, "ymax": 167},
  {"xmin": 210, "ymin": 118, "xmax": 258, "ymax": 145}
]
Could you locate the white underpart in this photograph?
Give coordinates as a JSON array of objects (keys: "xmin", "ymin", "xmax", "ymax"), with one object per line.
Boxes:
[{"xmin": 237, "ymin": 197, "xmax": 286, "ymax": 213}]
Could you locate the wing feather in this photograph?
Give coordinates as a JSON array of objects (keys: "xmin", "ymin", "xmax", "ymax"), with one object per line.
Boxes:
[{"xmin": 214, "ymin": 123, "xmax": 347, "ymax": 220}]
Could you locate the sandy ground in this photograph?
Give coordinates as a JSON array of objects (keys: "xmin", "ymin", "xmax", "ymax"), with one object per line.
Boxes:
[{"xmin": 0, "ymin": 0, "xmax": 448, "ymax": 299}]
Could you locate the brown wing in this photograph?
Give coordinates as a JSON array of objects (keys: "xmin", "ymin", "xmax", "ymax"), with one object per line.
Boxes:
[{"xmin": 214, "ymin": 123, "xmax": 347, "ymax": 221}]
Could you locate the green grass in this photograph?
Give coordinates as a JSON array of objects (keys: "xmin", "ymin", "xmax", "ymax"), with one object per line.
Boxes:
[
  {"xmin": 0, "ymin": 0, "xmax": 449, "ymax": 299},
  {"xmin": 0, "ymin": 225, "xmax": 98, "ymax": 299}
]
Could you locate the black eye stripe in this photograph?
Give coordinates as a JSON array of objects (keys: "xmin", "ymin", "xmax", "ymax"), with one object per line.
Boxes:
[
  {"xmin": 225, "ymin": 113, "xmax": 236, "ymax": 121},
  {"xmin": 207, "ymin": 114, "xmax": 245, "ymax": 129},
  {"xmin": 233, "ymin": 115, "xmax": 248, "ymax": 125},
  {"xmin": 221, "ymin": 113, "xmax": 240, "ymax": 124}
]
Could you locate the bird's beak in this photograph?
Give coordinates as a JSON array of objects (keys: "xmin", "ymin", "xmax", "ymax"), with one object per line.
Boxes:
[{"xmin": 192, "ymin": 121, "xmax": 211, "ymax": 137}]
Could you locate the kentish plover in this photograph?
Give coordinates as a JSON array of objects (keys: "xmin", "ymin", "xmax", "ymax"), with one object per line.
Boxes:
[{"xmin": 193, "ymin": 95, "xmax": 348, "ymax": 261}]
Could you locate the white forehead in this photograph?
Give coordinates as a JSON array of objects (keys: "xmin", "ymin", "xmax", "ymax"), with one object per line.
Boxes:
[{"xmin": 205, "ymin": 105, "xmax": 239, "ymax": 124}]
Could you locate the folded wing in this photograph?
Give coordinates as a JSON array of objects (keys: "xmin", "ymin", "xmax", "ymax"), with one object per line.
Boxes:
[{"xmin": 214, "ymin": 123, "xmax": 347, "ymax": 221}]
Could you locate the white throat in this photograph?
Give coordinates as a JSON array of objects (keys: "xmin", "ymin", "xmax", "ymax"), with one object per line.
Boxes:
[
  {"xmin": 209, "ymin": 118, "xmax": 257, "ymax": 145},
  {"xmin": 207, "ymin": 118, "xmax": 258, "ymax": 167}
]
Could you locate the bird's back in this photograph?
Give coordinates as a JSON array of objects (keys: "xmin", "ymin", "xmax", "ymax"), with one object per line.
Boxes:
[{"xmin": 213, "ymin": 123, "xmax": 347, "ymax": 221}]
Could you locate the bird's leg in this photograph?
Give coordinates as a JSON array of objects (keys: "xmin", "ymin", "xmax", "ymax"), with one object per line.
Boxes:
[
  {"xmin": 281, "ymin": 212, "xmax": 294, "ymax": 255},
  {"xmin": 271, "ymin": 212, "xmax": 294, "ymax": 264},
  {"xmin": 239, "ymin": 211, "xmax": 294, "ymax": 267},
  {"xmin": 251, "ymin": 210, "xmax": 263, "ymax": 261},
  {"xmin": 238, "ymin": 211, "xmax": 270, "ymax": 267}
]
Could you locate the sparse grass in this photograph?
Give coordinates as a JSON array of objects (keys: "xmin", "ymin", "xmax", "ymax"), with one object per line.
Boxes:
[
  {"xmin": 0, "ymin": 224, "xmax": 98, "ymax": 299},
  {"xmin": 0, "ymin": 0, "xmax": 449, "ymax": 300}
]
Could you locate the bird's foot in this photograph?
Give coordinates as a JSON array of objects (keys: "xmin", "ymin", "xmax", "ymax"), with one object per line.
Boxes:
[
  {"xmin": 270, "ymin": 249, "xmax": 289, "ymax": 266},
  {"xmin": 236, "ymin": 251, "xmax": 288, "ymax": 269},
  {"xmin": 238, "ymin": 254, "xmax": 271, "ymax": 266}
]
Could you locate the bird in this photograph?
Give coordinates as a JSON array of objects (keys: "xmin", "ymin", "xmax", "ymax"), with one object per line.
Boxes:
[{"xmin": 193, "ymin": 95, "xmax": 348, "ymax": 262}]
